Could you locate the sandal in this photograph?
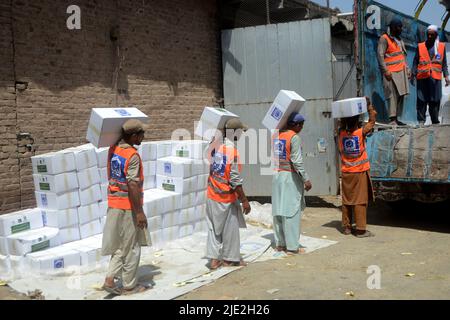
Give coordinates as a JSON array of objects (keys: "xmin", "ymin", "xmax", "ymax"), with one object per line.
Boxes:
[
  {"xmin": 121, "ymin": 284, "xmax": 152, "ymax": 296},
  {"xmin": 286, "ymin": 248, "xmax": 306, "ymax": 255},
  {"xmin": 355, "ymin": 230, "xmax": 375, "ymax": 238},
  {"xmin": 342, "ymin": 227, "xmax": 352, "ymax": 235},
  {"xmin": 275, "ymin": 246, "xmax": 287, "ymax": 252},
  {"xmin": 102, "ymin": 285, "xmax": 122, "ymax": 296},
  {"xmin": 223, "ymin": 260, "xmax": 247, "ymax": 267}
]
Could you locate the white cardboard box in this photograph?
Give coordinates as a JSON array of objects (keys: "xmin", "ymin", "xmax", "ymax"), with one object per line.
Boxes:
[
  {"xmin": 262, "ymin": 90, "xmax": 306, "ymax": 130},
  {"xmin": 161, "ymin": 211, "xmax": 180, "ymax": 229},
  {"xmin": 139, "ymin": 141, "xmax": 158, "ymax": 161},
  {"xmin": 0, "ymin": 236, "xmax": 8, "ymax": 256},
  {"xmin": 179, "ymin": 207, "xmax": 196, "ymax": 225},
  {"xmin": 86, "ymin": 107, "xmax": 149, "ymax": 148},
  {"xmin": 100, "ymin": 216, "xmax": 106, "ymax": 229},
  {"xmin": 33, "ymin": 172, "xmax": 79, "ymax": 194},
  {"xmin": 143, "ymin": 161, "xmax": 157, "ymax": 177},
  {"xmin": 181, "ymin": 192, "xmax": 196, "ymax": 209},
  {"xmin": 193, "ymin": 159, "xmax": 210, "ymax": 176},
  {"xmin": 179, "ymin": 224, "xmax": 194, "ymax": 238},
  {"xmin": 7, "ymin": 227, "xmax": 61, "ymax": 256},
  {"xmin": 148, "ymin": 216, "xmax": 162, "ymax": 232},
  {"xmin": 26, "ymin": 247, "xmax": 81, "ymax": 272},
  {"xmin": 64, "ymin": 145, "xmax": 98, "ymax": 171},
  {"xmin": 144, "ymin": 189, "xmax": 182, "ymax": 214},
  {"xmin": 78, "ymin": 184, "xmax": 102, "ymax": 206},
  {"xmin": 67, "ymin": 245, "xmax": 106, "ymax": 268},
  {"xmin": 0, "ymin": 254, "xmax": 11, "ymax": 276},
  {"xmin": 41, "ymin": 208, "xmax": 79, "ymax": 228},
  {"xmin": 99, "ymin": 201, "xmax": 108, "ymax": 217},
  {"xmin": 31, "ymin": 151, "xmax": 76, "ymax": 175},
  {"xmin": 77, "ymin": 202, "xmax": 102, "ymax": 225},
  {"xmin": 195, "ymin": 107, "xmax": 239, "ymax": 141},
  {"xmin": 332, "ymin": 97, "xmax": 367, "ymax": 119},
  {"xmin": 57, "ymin": 226, "xmax": 81, "ymax": 244},
  {"xmin": 196, "ymin": 190, "xmax": 207, "ymax": 206},
  {"xmin": 194, "ymin": 220, "xmax": 208, "ymax": 233},
  {"xmin": 171, "ymin": 140, "xmax": 208, "ymax": 159},
  {"xmin": 156, "ymin": 157, "xmax": 194, "ymax": 178},
  {"xmin": 77, "ymin": 166, "xmax": 101, "ymax": 190},
  {"xmin": 79, "ymin": 219, "xmax": 103, "ymax": 239},
  {"xmin": 161, "ymin": 226, "xmax": 179, "ymax": 242},
  {"xmin": 150, "ymin": 230, "xmax": 163, "ymax": 248},
  {"xmin": 95, "ymin": 147, "xmax": 109, "ymax": 168},
  {"xmin": 156, "ymin": 175, "xmax": 198, "ymax": 194},
  {"xmin": 36, "ymin": 190, "xmax": 80, "ymax": 210},
  {"xmin": 100, "ymin": 183, "xmax": 108, "ymax": 202},
  {"xmin": 99, "ymin": 167, "xmax": 108, "ymax": 184},
  {"xmin": 194, "ymin": 204, "xmax": 206, "ymax": 220},
  {"xmin": 156, "ymin": 140, "xmax": 173, "ymax": 159},
  {"xmin": 197, "ymin": 174, "xmax": 209, "ymax": 191},
  {"xmin": 143, "ymin": 176, "xmax": 156, "ymax": 190},
  {"xmin": 0, "ymin": 208, "xmax": 44, "ymax": 237}
]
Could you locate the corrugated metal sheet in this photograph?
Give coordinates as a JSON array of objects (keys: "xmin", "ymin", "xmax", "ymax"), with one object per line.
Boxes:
[{"xmin": 222, "ymin": 18, "xmax": 338, "ymax": 196}]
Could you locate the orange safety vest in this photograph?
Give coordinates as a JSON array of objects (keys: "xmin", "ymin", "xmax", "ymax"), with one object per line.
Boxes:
[
  {"xmin": 382, "ymin": 34, "xmax": 407, "ymax": 73},
  {"xmin": 107, "ymin": 145, "xmax": 144, "ymax": 210},
  {"xmin": 338, "ymin": 128, "xmax": 370, "ymax": 173},
  {"xmin": 416, "ymin": 42, "xmax": 445, "ymax": 80},
  {"xmin": 272, "ymin": 130, "xmax": 297, "ymax": 172},
  {"xmin": 207, "ymin": 143, "xmax": 242, "ymax": 203}
]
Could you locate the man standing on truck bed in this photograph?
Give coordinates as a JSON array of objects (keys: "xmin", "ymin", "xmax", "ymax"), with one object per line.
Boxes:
[
  {"xmin": 377, "ymin": 17, "xmax": 411, "ymax": 126},
  {"xmin": 412, "ymin": 24, "xmax": 450, "ymax": 125}
]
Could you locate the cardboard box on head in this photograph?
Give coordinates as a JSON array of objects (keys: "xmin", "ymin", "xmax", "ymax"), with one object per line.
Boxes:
[
  {"xmin": 332, "ymin": 97, "xmax": 367, "ymax": 119},
  {"xmin": 86, "ymin": 107, "xmax": 148, "ymax": 148},
  {"xmin": 195, "ymin": 107, "xmax": 239, "ymax": 141},
  {"xmin": 262, "ymin": 90, "xmax": 306, "ymax": 130}
]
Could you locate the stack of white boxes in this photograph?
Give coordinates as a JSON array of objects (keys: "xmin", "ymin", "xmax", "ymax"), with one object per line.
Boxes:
[{"xmin": 139, "ymin": 140, "xmax": 210, "ymax": 249}]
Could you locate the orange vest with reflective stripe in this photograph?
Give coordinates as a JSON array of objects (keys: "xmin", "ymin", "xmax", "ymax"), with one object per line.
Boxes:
[
  {"xmin": 382, "ymin": 34, "xmax": 406, "ymax": 73},
  {"xmin": 338, "ymin": 128, "xmax": 370, "ymax": 173},
  {"xmin": 416, "ymin": 42, "xmax": 445, "ymax": 80},
  {"xmin": 107, "ymin": 145, "xmax": 144, "ymax": 210},
  {"xmin": 272, "ymin": 130, "xmax": 297, "ymax": 172},
  {"xmin": 207, "ymin": 143, "xmax": 242, "ymax": 203}
]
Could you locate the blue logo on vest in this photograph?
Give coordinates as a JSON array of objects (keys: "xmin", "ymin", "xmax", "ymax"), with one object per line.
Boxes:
[
  {"xmin": 110, "ymin": 154, "xmax": 127, "ymax": 182},
  {"xmin": 273, "ymin": 139, "xmax": 287, "ymax": 160},
  {"xmin": 343, "ymin": 136, "xmax": 361, "ymax": 156},
  {"xmin": 271, "ymin": 106, "xmax": 283, "ymax": 121},
  {"xmin": 212, "ymin": 152, "xmax": 227, "ymax": 176},
  {"xmin": 54, "ymin": 258, "xmax": 64, "ymax": 269},
  {"xmin": 114, "ymin": 109, "xmax": 131, "ymax": 117}
]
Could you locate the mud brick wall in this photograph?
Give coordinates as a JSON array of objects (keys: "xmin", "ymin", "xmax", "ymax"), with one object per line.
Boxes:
[{"xmin": 0, "ymin": 0, "xmax": 222, "ymax": 214}]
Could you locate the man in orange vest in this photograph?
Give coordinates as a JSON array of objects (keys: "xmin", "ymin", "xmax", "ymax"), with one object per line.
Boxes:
[
  {"xmin": 206, "ymin": 118, "xmax": 251, "ymax": 270},
  {"xmin": 101, "ymin": 119, "xmax": 150, "ymax": 295},
  {"xmin": 412, "ymin": 25, "xmax": 450, "ymax": 125},
  {"xmin": 338, "ymin": 97, "xmax": 377, "ymax": 237},
  {"xmin": 377, "ymin": 17, "xmax": 411, "ymax": 126},
  {"xmin": 271, "ymin": 113, "xmax": 312, "ymax": 254}
]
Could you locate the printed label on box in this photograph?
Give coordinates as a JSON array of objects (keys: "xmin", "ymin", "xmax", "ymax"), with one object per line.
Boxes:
[
  {"xmin": 39, "ymin": 182, "xmax": 51, "ymax": 191},
  {"xmin": 162, "ymin": 183, "xmax": 175, "ymax": 192},
  {"xmin": 40, "ymin": 194, "xmax": 48, "ymax": 207},
  {"xmin": 114, "ymin": 109, "xmax": 131, "ymax": 117},
  {"xmin": 11, "ymin": 222, "xmax": 30, "ymax": 234},
  {"xmin": 37, "ymin": 165, "xmax": 48, "ymax": 173},
  {"xmin": 357, "ymin": 102, "xmax": 363, "ymax": 113},
  {"xmin": 54, "ymin": 258, "xmax": 64, "ymax": 269},
  {"xmin": 270, "ymin": 105, "xmax": 283, "ymax": 120},
  {"xmin": 176, "ymin": 150, "xmax": 189, "ymax": 157},
  {"xmin": 164, "ymin": 163, "xmax": 172, "ymax": 174},
  {"xmin": 31, "ymin": 240, "xmax": 50, "ymax": 252}
]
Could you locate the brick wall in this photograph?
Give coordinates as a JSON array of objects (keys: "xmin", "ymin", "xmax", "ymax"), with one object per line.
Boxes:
[{"xmin": 0, "ymin": 0, "xmax": 222, "ymax": 214}]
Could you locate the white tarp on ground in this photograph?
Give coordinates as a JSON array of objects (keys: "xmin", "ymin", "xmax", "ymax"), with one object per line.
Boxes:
[{"xmin": 7, "ymin": 203, "xmax": 338, "ymax": 300}]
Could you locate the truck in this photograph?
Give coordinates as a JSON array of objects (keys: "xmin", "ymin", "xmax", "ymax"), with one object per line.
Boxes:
[{"xmin": 356, "ymin": 0, "xmax": 450, "ymax": 202}]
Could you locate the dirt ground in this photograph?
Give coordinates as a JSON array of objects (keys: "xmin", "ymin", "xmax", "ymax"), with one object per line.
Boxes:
[{"xmin": 1, "ymin": 196, "xmax": 449, "ymax": 300}]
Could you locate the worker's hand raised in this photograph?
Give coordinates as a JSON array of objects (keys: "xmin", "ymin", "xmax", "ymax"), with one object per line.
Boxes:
[
  {"xmin": 136, "ymin": 212, "xmax": 148, "ymax": 229},
  {"xmin": 242, "ymin": 200, "xmax": 251, "ymax": 215},
  {"xmin": 384, "ymin": 71, "xmax": 393, "ymax": 81},
  {"xmin": 304, "ymin": 180, "xmax": 312, "ymax": 191}
]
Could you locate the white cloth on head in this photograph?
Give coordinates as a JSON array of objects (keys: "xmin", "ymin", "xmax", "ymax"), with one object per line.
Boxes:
[
  {"xmin": 427, "ymin": 25, "xmax": 439, "ymax": 57},
  {"xmin": 427, "ymin": 25, "xmax": 438, "ymax": 33}
]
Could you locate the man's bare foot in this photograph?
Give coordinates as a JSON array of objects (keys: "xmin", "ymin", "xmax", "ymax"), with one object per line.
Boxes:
[
  {"xmin": 209, "ymin": 259, "xmax": 222, "ymax": 270},
  {"xmin": 275, "ymin": 246, "xmax": 287, "ymax": 252},
  {"xmin": 121, "ymin": 284, "xmax": 152, "ymax": 296},
  {"xmin": 286, "ymin": 248, "xmax": 306, "ymax": 255},
  {"xmin": 343, "ymin": 227, "xmax": 352, "ymax": 235}
]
